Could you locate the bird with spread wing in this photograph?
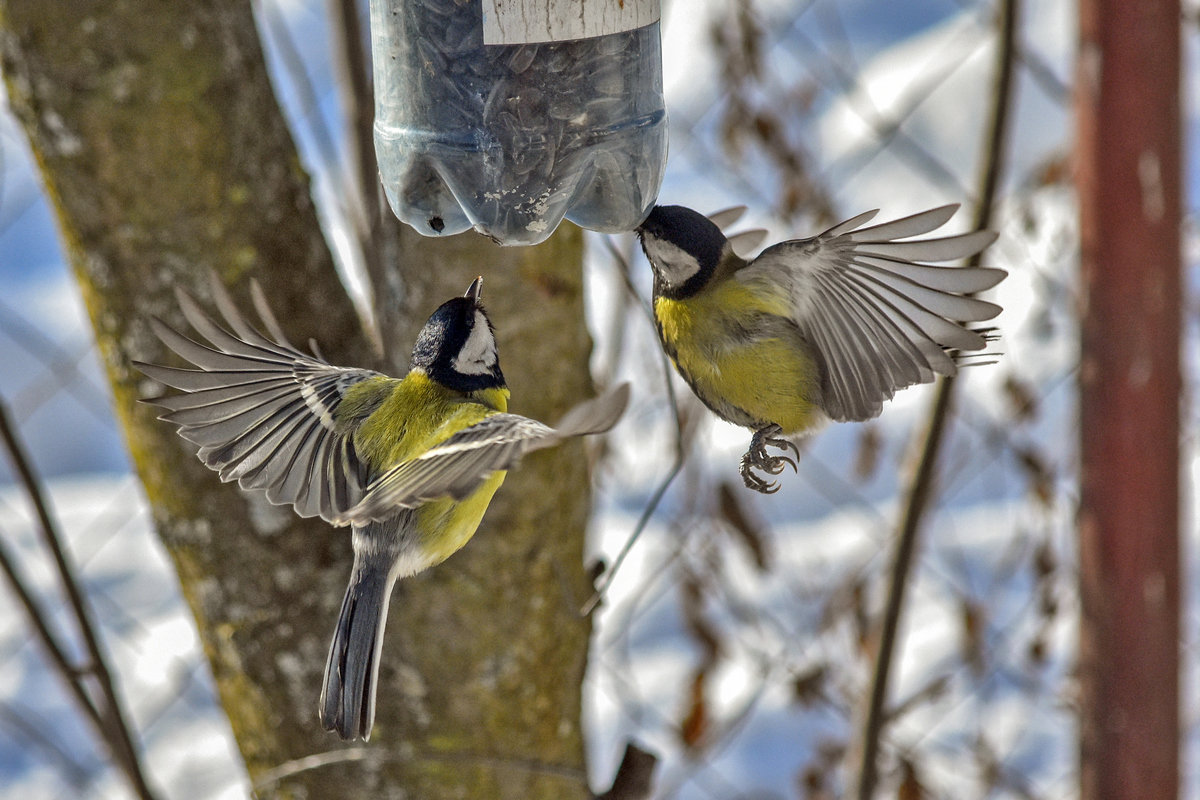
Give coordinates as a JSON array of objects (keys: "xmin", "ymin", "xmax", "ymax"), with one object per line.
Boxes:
[
  {"xmin": 637, "ymin": 203, "xmax": 1004, "ymax": 493},
  {"xmin": 135, "ymin": 275, "xmax": 629, "ymax": 740}
]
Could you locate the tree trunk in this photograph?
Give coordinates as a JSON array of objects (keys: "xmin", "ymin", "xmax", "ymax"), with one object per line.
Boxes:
[{"xmin": 0, "ymin": 2, "xmax": 595, "ymax": 798}]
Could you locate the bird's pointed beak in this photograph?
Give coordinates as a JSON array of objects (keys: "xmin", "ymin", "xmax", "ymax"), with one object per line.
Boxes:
[{"xmin": 465, "ymin": 276, "xmax": 483, "ymax": 303}]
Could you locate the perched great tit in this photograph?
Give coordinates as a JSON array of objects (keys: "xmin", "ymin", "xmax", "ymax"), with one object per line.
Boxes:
[
  {"xmin": 636, "ymin": 203, "xmax": 1004, "ymax": 493},
  {"xmin": 134, "ymin": 275, "xmax": 629, "ymax": 740}
]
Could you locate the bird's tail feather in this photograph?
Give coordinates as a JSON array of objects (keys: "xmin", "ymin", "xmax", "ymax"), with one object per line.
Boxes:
[{"xmin": 320, "ymin": 557, "xmax": 395, "ymax": 741}]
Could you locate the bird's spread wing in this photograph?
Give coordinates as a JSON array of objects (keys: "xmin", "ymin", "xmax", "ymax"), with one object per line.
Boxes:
[
  {"xmin": 742, "ymin": 204, "xmax": 1005, "ymax": 422},
  {"xmin": 134, "ymin": 274, "xmax": 389, "ymax": 523},
  {"xmin": 338, "ymin": 383, "xmax": 630, "ymax": 524}
]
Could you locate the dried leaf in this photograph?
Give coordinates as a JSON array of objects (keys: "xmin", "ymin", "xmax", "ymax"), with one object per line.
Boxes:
[
  {"xmin": 1033, "ymin": 538, "xmax": 1059, "ymax": 621},
  {"xmin": 888, "ymin": 674, "xmax": 951, "ymax": 721},
  {"xmin": 1002, "ymin": 374, "xmax": 1039, "ymax": 422},
  {"xmin": 852, "ymin": 578, "xmax": 871, "ymax": 654},
  {"xmin": 782, "ymin": 182, "xmax": 805, "ymax": 218},
  {"xmin": 680, "ymin": 668, "xmax": 710, "ymax": 750},
  {"xmin": 1039, "ymin": 586, "xmax": 1058, "ymax": 619},
  {"xmin": 753, "ymin": 111, "xmax": 779, "ymax": 143},
  {"xmin": 790, "ymin": 80, "xmax": 819, "ymax": 114},
  {"xmin": 681, "ymin": 568, "xmax": 721, "ymax": 662},
  {"xmin": 1032, "ymin": 152, "xmax": 1070, "ymax": 187},
  {"xmin": 854, "ymin": 424, "xmax": 883, "ymax": 481},
  {"xmin": 1014, "ymin": 445, "xmax": 1054, "ymax": 508},
  {"xmin": 1028, "ymin": 634, "xmax": 1047, "ymax": 666},
  {"xmin": 897, "ymin": 759, "xmax": 925, "ymax": 800},
  {"xmin": 717, "ymin": 481, "xmax": 770, "ymax": 571},
  {"xmin": 798, "ymin": 766, "xmax": 834, "ymax": 800},
  {"xmin": 1033, "ymin": 538, "xmax": 1056, "ymax": 579},
  {"xmin": 961, "ymin": 598, "xmax": 986, "ymax": 676},
  {"xmin": 791, "ymin": 663, "xmax": 827, "ymax": 706},
  {"xmin": 798, "ymin": 738, "xmax": 846, "ymax": 800}
]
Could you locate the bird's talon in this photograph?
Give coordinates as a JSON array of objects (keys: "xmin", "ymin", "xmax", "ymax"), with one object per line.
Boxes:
[
  {"xmin": 739, "ymin": 456, "xmax": 781, "ymax": 494},
  {"xmin": 742, "ymin": 472, "xmax": 779, "ymax": 494},
  {"xmin": 738, "ymin": 425, "xmax": 798, "ymax": 493},
  {"xmin": 767, "ymin": 437, "xmax": 801, "ymax": 463},
  {"xmin": 768, "ymin": 455, "xmax": 797, "ymax": 474},
  {"xmin": 762, "ymin": 458, "xmax": 786, "ymax": 476}
]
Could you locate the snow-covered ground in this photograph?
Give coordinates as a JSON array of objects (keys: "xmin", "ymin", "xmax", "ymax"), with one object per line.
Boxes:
[
  {"xmin": 0, "ymin": 478, "xmax": 248, "ymax": 799},
  {"xmin": 1, "ymin": 0, "xmax": 1196, "ymax": 798}
]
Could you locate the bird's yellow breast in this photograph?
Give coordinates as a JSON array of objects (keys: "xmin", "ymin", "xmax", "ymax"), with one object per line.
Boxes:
[
  {"xmin": 352, "ymin": 371, "xmax": 511, "ymax": 567},
  {"xmin": 353, "ymin": 371, "xmax": 508, "ymax": 469},
  {"xmin": 416, "ymin": 473, "xmax": 507, "ymax": 567},
  {"xmin": 654, "ymin": 279, "xmax": 824, "ymax": 435}
]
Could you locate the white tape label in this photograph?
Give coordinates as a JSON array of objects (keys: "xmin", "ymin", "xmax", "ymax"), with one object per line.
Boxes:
[{"xmin": 482, "ymin": 0, "xmax": 660, "ymax": 45}]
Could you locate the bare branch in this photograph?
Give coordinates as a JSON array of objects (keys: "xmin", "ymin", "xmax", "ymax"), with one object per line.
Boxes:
[
  {"xmin": 581, "ymin": 237, "xmax": 687, "ymax": 616},
  {"xmin": 254, "ymin": 744, "xmax": 589, "ymax": 793},
  {"xmin": 0, "ymin": 399, "xmax": 159, "ymax": 800},
  {"xmin": 327, "ymin": 0, "xmax": 382, "ymax": 238},
  {"xmin": 326, "ymin": 0, "xmax": 410, "ymax": 359},
  {"xmin": 0, "ymin": 524, "xmax": 107, "ymax": 733},
  {"xmin": 850, "ymin": 1, "xmax": 1020, "ymax": 797}
]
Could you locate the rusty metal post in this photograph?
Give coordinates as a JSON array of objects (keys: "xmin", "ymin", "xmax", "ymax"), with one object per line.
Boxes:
[{"xmin": 1076, "ymin": 2, "xmax": 1182, "ymax": 799}]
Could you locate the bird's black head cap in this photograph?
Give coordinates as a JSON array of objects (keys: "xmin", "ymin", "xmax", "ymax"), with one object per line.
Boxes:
[
  {"xmin": 636, "ymin": 205, "xmax": 728, "ymax": 299},
  {"xmin": 410, "ymin": 277, "xmax": 505, "ymax": 393}
]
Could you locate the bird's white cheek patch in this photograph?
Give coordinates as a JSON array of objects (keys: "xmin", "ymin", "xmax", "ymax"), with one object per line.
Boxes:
[
  {"xmin": 452, "ymin": 312, "xmax": 498, "ymax": 375},
  {"xmin": 644, "ymin": 237, "xmax": 701, "ymax": 288}
]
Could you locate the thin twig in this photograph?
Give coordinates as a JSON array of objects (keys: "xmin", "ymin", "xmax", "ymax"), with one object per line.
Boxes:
[
  {"xmin": 252, "ymin": 746, "xmax": 378, "ymax": 789},
  {"xmin": 0, "ymin": 400, "xmax": 159, "ymax": 800},
  {"xmin": 851, "ymin": 1, "xmax": 1018, "ymax": 797},
  {"xmin": 326, "ymin": 0, "xmax": 388, "ymax": 284},
  {"xmin": 598, "ymin": 234, "xmax": 637, "ymax": 388},
  {"xmin": 0, "ymin": 525, "xmax": 107, "ymax": 735},
  {"xmin": 326, "ymin": 0, "xmax": 411, "ymax": 362},
  {"xmin": 580, "ymin": 237, "xmax": 687, "ymax": 616},
  {"xmin": 253, "ymin": 743, "xmax": 588, "ymax": 791},
  {"xmin": 327, "ymin": 0, "xmax": 382, "ymax": 238}
]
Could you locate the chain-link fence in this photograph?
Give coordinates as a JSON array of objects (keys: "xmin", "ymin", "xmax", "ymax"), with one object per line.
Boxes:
[{"xmin": 0, "ymin": 0, "xmax": 1195, "ymax": 798}]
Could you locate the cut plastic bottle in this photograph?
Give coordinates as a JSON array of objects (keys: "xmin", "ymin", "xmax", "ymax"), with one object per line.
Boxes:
[{"xmin": 369, "ymin": 0, "xmax": 668, "ymax": 245}]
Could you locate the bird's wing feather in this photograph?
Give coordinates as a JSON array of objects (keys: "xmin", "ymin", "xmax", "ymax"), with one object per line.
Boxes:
[
  {"xmin": 340, "ymin": 384, "xmax": 630, "ymax": 524},
  {"xmin": 133, "ymin": 274, "xmax": 387, "ymax": 524},
  {"xmin": 743, "ymin": 204, "xmax": 1004, "ymax": 422},
  {"xmin": 339, "ymin": 414, "xmax": 552, "ymax": 524},
  {"xmin": 707, "ymin": 205, "xmax": 768, "ymax": 257},
  {"xmin": 706, "ymin": 205, "xmax": 748, "ymax": 229},
  {"xmin": 727, "ymin": 229, "xmax": 769, "ymax": 258}
]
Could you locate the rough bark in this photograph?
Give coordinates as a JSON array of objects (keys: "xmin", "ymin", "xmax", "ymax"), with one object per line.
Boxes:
[{"xmin": 0, "ymin": 2, "xmax": 594, "ymax": 798}]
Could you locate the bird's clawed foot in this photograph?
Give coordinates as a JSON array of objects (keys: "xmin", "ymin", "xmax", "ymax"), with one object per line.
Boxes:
[{"xmin": 739, "ymin": 424, "xmax": 799, "ymax": 494}]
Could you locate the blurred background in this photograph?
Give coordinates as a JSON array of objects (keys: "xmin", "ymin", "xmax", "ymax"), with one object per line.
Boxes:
[{"xmin": 0, "ymin": 0, "xmax": 1195, "ymax": 798}]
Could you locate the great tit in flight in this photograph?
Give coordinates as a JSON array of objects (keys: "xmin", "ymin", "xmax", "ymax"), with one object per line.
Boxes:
[
  {"xmin": 136, "ymin": 275, "xmax": 629, "ymax": 739},
  {"xmin": 637, "ymin": 203, "xmax": 1003, "ymax": 493}
]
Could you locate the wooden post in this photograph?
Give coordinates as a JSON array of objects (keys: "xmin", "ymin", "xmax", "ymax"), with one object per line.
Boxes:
[{"xmin": 1076, "ymin": 2, "xmax": 1181, "ymax": 799}]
